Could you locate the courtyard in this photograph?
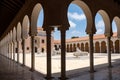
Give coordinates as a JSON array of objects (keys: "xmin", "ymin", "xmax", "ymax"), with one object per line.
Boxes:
[{"xmin": 14, "ymin": 52, "xmax": 120, "ymax": 78}]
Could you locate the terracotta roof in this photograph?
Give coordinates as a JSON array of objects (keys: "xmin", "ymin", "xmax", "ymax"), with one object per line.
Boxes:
[{"xmin": 54, "ymin": 32, "xmax": 117, "ymax": 44}]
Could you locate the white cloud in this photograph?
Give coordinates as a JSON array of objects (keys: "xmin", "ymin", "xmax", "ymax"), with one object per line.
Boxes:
[
  {"xmin": 69, "ymin": 20, "xmax": 76, "ymax": 28},
  {"xmin": 71, "ymin": 30, "xmax": 81, "ymax": 35},
  {"xmin": 96, "ymin": 28, "xmax": 103, "ymax": 34},
  {"xmin": 68, "ymin": 12, "xmax": 86, "ymax": 21},
  {"xmin": 96, "ymin": 20, "xmax": 104, "ymax": 28}
]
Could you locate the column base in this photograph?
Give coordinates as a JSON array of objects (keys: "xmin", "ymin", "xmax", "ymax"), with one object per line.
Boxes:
[
  {"xmin": 45, "ymin": 77, "xmax": 54, "ymax": 80},
  {"xmin": 29, "ymin": 68, "xmax": 35, "ymax": 72},
  {"xmin": 59, "ymin": 77, "xmax": 68, "ymax": 80},
  {"xmin": 89, "ymin": 70, "xmax": 96, "ymax": 73},
  {"xmin": 21, "ymin": 64, "xmax": 25, "ymax": 67},
  {"xmin": 108, "ymin": 65, "xmax": 113, "ymax": 68}
]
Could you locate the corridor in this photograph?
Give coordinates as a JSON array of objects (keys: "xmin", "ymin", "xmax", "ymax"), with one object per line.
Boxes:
[{"xmin": 0, "ymin": 54, "xmax": 120, "ymax": 80}]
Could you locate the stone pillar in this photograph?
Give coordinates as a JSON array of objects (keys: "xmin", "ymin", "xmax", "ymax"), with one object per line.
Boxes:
[
  {"xmin": 46, "ymin": 30, "xmax": 52, "ymax": 79},
  {"xmin": 30, "ymin": 36, "xmax": 35, "ymax": 71},
  {"xmin": 22, "ymin": 39, "xmax": 25, "ymax": 66},
  {"xmin": 107, "ymin": 36, "xmax": 112, "ymax": 67},
  {"xmin": 60, "ymin": 29, "xmax": 67, "ymax": 79},
  {"xmin": 89, "ymin": 34, "xmax": 94, "ymax": 72},
  {"xmin": 119, "ymin": 39, "xmax": 120, "ymax": 53},
  {"xmin": 11, "ymin": 43, "xmax": 13, "ymax": 60},
  {"xmin": 17, "ymin": 41, "xmax": 20, "ymax": 63},
  {"xmin": 13, "ymin": 42, "xmax": 15, "ymax": 61}
]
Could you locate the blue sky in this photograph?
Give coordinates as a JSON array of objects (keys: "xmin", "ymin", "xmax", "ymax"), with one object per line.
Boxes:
[{"xmin": 37, "ymin": 4, "xmax": 117, "ymax": 40}]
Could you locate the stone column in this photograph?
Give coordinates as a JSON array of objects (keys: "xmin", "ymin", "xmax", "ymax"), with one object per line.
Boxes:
[
  {"xmin": 11, "ymin": 43, "xmax": 13, "ymax": 60},
  {"xmin": 46, "ymin": 30, "xmax": 52, "ymax": 79},
  {"xmin": 119, "ymin": 39, "xmax": 120, "ymax": 53},
  {"xmin": 13, "ymin": 42, "xmax": 15, "ymax": 61},
  {"xmin": 22, "ymin": 39, "xmax": 25, "ymax": 66},
  {"xmin": 107, "ymin": 36, "xmax": 112, "ymax": 67},
  {"xmin": 30, "ymin": 36, "xmax": 35, "ymax": 71},
  {"xmin": 17, "ymin": 41, "xmax": 20, "ymax": 63},
  {"xmin": 89, "ymin": 34, "xmax": 94, "ymax": 72},
  {"xmin": 60, "ymin": 29, "xmax": 67, "ymax": 79}
]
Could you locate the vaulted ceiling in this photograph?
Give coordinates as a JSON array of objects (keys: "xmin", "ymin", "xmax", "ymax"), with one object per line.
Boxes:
[{"xmin": 0, "ymin": 0, "xmax": 25, "ymax": 38}]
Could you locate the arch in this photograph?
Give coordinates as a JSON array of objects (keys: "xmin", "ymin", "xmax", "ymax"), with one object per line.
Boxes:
[
  {"xmin": 81, "ymin": 43, "xmax": 84, "ymax": 51},
  {"xmin": 13, "ymin": 27, "xmax": 16, "ymax": 42},
  {"xmin": 70, "ymin": 44, "xmax": 72, "ymax": 52},
  {"xmin": 95, "ymin": 42, "xmax": 100, "ymax": 53},
  {"xmin": 22, "ymin": 15, "xmax": 30, "ymax": 39},
  {"xmin": 17, "ymin": 22, "xmax": 22, "ymax": 41},
  {"xmin": 73, "ymin": 43, "xmax": 76, "ymax": 52},
  {"xmin": 113, "ymin": 16, "xmax": 120, "ymax": 38},
  {"xmin": 71, "ymin": 0, "xmax": 94, "ymax": 34},
  {"xmin": 66, "ymin": 44, "xmax": 70, "ymax": 52},
  {"xmin": 115, "ymin": 40, "xmax": 119, "ymax": 53},
  {"xmin": 31, "ymin": 3, "xmax": 43, "ymax": 36},
  {"xmin": 101, "ymin": 41, "xmax": 107, "ymax": 53},
  {"xmin": 97, "ymin": 10, "xmax": 112, "ymax": 36},
  {"xmin": 77, "ymin": 43, "xmax": 80, "ymax": 49},
  {"xmin": 85, "ymin": 42, "xmax": 89, "ymax": 52}
]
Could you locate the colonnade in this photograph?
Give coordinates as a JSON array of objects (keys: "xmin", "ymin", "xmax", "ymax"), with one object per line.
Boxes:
[{"xmin": 0, "ymin": 0, "xmax": 120, "ymax": 79}]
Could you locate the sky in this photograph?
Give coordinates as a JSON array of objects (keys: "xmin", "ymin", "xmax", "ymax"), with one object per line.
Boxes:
[{"xmin": 37, "ymin": 4, "xmax": 117, "ymax": 40}]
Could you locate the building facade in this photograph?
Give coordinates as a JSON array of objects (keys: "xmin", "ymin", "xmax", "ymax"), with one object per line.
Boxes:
[{"xmin": 54, "ymin": 32, "xmax": 120, "ymax": 53}]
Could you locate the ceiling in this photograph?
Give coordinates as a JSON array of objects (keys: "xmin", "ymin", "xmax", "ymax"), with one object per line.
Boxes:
[
  {"xmin": 0, "ymin": 0, "xmax": 25, "ymax": 38},
  {"xmin": 0, "ymin": 0, "xmax": 120, "ymax": 39}
]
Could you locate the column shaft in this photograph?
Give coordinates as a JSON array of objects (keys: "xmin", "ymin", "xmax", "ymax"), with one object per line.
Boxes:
[
  {"xmin": 61, "ymin": 29, "xmax": 66, "ymax": 79},
  {"xmin": 30, "ymin": 36, "xmax": 35, "ymax": 71},
  {"xmin": 46, "ymin": 30, "xmax": 52, "ymax": 79},
  {"xmin": 89, "ymin": 34, "xmax": 94, "ymax": 72},
  {"xmin": 107, "ymin": 37, "xmax": 112, "ymax": 67},
  {"xmin": 17, "ymin": 41, "xmax": 19, "ymax": 63},
  {"xmin": 13, "ymin": 42, "xmax": 15, "ymax": 61},
  {"xmin": 22, "ymin": 39, "xmax": 25, "ymax": 66}
]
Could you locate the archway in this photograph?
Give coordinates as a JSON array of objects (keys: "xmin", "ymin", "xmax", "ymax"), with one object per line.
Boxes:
[
  {"xmin": 95, "ymin": 42, "xmax": 100, "ymax": 53},
  {"xmin": 115, "ymin": 40, "xmax": 119, "ymax": 53},
  {"xmin": 101, "ymin": 41, "xmax": 107, "ymax": 53},
  {"xmin": 81, "ymin": 43, "xmax": 84, "ymax": 51},
  {"xmin": 85, "ymin": 42, "xmax": 89, "ymax": 52}
]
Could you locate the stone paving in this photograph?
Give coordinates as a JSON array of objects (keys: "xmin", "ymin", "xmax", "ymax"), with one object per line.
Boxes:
[{"xmin": 0, "ymin": 53, "xmax": 120, "ymax": 80}]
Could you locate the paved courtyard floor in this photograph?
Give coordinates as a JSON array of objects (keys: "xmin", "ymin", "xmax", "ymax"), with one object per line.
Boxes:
[
  {"xmin": 1, "ymin": 53, "xmax": 120, "ymax": 80},
  {"xmin": 14, "ymin": 53, "xmax": 120, "ymax": 78}
]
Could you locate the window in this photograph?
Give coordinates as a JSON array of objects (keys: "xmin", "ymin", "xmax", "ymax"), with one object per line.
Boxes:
[
  {"xmin": 42, "ymin": 39, "xmax": 44, "ymax": 43},
  {"xmin": 35, "ymin": 40, "xmax": 37, "ymax": 43},
  {"xmin": 27, "ymin": 47, "xmax": 29, "ymax": 50}
]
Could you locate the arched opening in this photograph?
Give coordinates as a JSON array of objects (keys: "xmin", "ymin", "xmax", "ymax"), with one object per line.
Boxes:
[
  {"xmin": 85, "ymin": 42, "xmax": 89, "ymax": 52},
  {"xmin": 22, "ymin": 15, "xmax": 30, "ymax": 67},
  {"xmin": 73, "ymin": 43, "xmax": 76, "ymax": 52},
  {"xmin": 66, "ymin": 44, "xmax": 69, "ymax": 52},
  {"xmin": 77, "ymin": 43, "xmax": 80, "ymax": 49},
  {"xmin": 81, "ymin": 43, "xmax": 84, "ymax": 51},
  {"xmin": 13, "ymin": 27, "xmax": 17, "ymax": 61},
  {"xmin": 101, "ymin": 41, "xmax": 107, "ymax": 53},
  {"xmin": 95, "ymin": 42, "xmax": 100, "ymax": 53},
  {"xmin": 70, "ymin": 44, "xmax": 73, "ymax": 52},
  {"xmin": 115, "ymin": 40, "xmax": 119, "ymax": 53}
]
